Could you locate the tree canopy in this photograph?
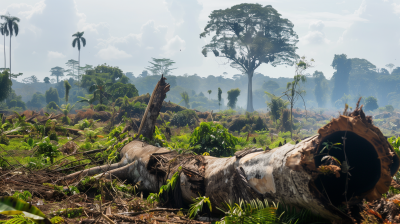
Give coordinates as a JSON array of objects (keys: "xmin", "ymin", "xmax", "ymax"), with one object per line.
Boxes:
[
  {"xmin": 81, "ymin": 64, "xmax": 125, "ymax": 89},
  {"xmin": 200, "ymin": 3, "xmax": 299, "ymax": 112},
  {"xmin": 50, "ymin": 66, "xmax": 65, "ymax": 83},
  {"xmin": 227, "ymin": 88, "xmax": 241, "ymax": 109},
  {"xmin": 145, "ymin": 58, "xmax": 176, "ymax": 76},
  {"xmin": 331, "ymin": 54, "xmax": 352, "ymax": 103},
  {"xmin": 364, "ymin": 96, "xmax": 378, "ymax": 111},
  {"xmin": 313, "ymin": 71, "xmax": 328, "ymax": 108},
  {"xmin": 45, "ymin": 87, "xmax": 59, "ymax": 105}
]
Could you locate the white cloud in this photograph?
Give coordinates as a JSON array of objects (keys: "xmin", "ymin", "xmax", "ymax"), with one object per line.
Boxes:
[
  {"xmin": 18, "ymin": 1, "xmax": 46, "ymax": 19},
  {"xmin": 47, "ymin": 51, "xmax": 65, "ymax": 59},
  {"xmin": 0, "ymin": 1, "xmax": 45, "ymax": 19},
  {"xmin": 162, "ymin": 35, "xmax": 185, "ymax": 57},
  {"xmin": 393, "ymin": 2, "xmax": 400, "ymax": 14},
  {"xmin": 301, "ymin": 21, "xmax": 330, "ymax": 45},
  {"xmin": 301, "ymin": 31, "xmax": 330, "ymax": 45},
  {"xmin": 309, "ymin": 20, "xmax": 325, "ymax": 31},
  {"xmin": 96, "ymin": 46, "xmax": 132, "ymax": 60}
]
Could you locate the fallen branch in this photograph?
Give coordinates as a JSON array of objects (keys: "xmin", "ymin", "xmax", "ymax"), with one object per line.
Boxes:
[
  {"xmin": 118, "ymin": 208, "xmax": 181, "ymax": 217},
  {"xmin": 101, "ymin": 213, "xmax": 116, "ymax": 224}
]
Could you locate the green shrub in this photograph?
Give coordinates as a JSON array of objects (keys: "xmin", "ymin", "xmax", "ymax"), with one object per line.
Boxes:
[
  {"xmin": 0, "ymin": 134, "xmax": 9, "ymax": 145},
  {"xmin": 171, "ymin": 110, "xmax": 198, "ymax": 127},
  {"xmin": 74, "ymin": 118, "xmax": 97, "ymax": 130},
  {"xmin": 61, "ymin": 116, "xmax": 71, "ymax": 125},
  {"xmin": 36, "ymin": 137, "xmax": 60, "ymax": 164},
  {"xmin": 120, "ymin": 100, "xmax": 147, "ymax": 116},
  {"xmin": 94, "ymin": 104, "xmax": 108, "ymax": 111},
  {"xmin": 13, "ymin": 191, "xmax": 32, "ymax": 201},
  {"xmin": 48, "ymin": 131, "xmax": 58, "ymax": 141},
  {"xmin": 189, "ymin": 122, "xmax": 238, "ymax": 157},
  {"xmin": 46, "ymin": 101, "xmax": 58, "ymax": 110}
]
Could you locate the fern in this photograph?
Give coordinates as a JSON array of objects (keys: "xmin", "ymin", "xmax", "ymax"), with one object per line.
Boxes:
[
  {"xmin": 277, "ymin": 203, "xmax": 330, "ymax": 224},
  {"xmin": 50, "ymin": 216, "xmax": 64, "ymax": 224},
  {"xmin": 216, "ymin": 199, "xmax": 278, "ymax": 224},
  {"xmin": 188, "ymin": 195, "xmax": 212, "ymax": 219},
  {"xmin": 12, "ymin": 192, "xmax": 32, "ymax": 202},
  {"xmin": 0, "ymin": 214, "xmax": 34, "ymax": 224}
]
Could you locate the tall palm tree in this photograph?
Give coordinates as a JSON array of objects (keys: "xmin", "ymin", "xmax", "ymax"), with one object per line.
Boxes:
[
  {"xmin": 0, "ymin": 23, "xmax": 8, "ymax": 70},
  {"xmin": 1, "ymin": 14, "xmax": 20, "ymax": 78},
  {"xmin": 72, "ymin": 31, "xmax": 86, "ymax": 87}
]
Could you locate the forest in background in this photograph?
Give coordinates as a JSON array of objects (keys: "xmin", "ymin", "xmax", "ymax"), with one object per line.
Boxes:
[{"xmin": 1, "ymin": 54, "xmax": 399, "ymax": 114}]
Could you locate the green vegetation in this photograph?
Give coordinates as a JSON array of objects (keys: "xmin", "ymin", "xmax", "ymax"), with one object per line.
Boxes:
[
  {"xmin": 364, "ymin": 96, "xmax": 379, "ymax": 111},
  {"xmin": 190, "ymin": 122, "xmax": 238, "ymax": 157},
  {"xmin": 36, "ymin": 137, "xmax": 60, "ymax": 164},
  {"xmin": 170, "ymin": 109, "xmax": 198, "ymax": 127},
  {"xmin": 227, "ymin": 88, "xmax": 240, "ymax": 109}
]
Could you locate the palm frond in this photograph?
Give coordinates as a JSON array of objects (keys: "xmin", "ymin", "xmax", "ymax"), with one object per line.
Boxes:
[
  {"xmin": 12, "ymin": 22, "xmax": 18, "ymax": 36},
  {"xmin": 77, "ymin": 39, "xmax": 81, "ymax": 51},
  {"xmin": 72, "ymin": 38, "xmax": 77, "ymax": 48},
  {"xmin": 88, "ymin": 84, "xmax": 97, "ymax": 93},
  {"xmin": 81, "ymin": 37, "xmax": 86, "ymax": 47}
]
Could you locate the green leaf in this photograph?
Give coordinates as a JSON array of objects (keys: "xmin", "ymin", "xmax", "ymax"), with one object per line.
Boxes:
[{"xmin": 0, "ymin": 197, "xmax": 51, "ymax": 224}]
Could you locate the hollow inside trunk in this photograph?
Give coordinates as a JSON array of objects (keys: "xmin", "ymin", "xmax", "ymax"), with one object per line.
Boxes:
[{"xmin": 314, "ymin": 131, "xmax": 381, "ymax": 207}]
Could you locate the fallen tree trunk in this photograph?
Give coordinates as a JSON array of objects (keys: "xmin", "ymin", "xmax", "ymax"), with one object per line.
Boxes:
[
  {"xmin": 62, "ymin": 91, "xmax": 399, "ymax": 222},
  {"xmin": 65, "ymin": 128, "xmax": 82, "ymax": 135},
  {"xmin": 6, "ymin": 135, "xmax": 24, "ymax": 138}
]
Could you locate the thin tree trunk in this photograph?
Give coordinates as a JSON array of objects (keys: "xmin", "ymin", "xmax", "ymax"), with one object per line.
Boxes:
[
  {"xmin": 99, "ymin": 90, "xmax": 102, "ymax": 105},
  {"xmin": 3, "ymin": 34, "xmax": 5, "ymax": 70},
  {"xmin": 78, "ymin": 49, "xmax": 80, "ymax": 91},
  {"xmin": 246, "ymin": 72, "xmax": 254, "ymax": 112},
  {"xmin": 290, "ymin": 105, "xmax": 293, "ymax": 139},
  {"xmin": 9, "ymin": 35, "xmax": 11, "ymax": 82}
]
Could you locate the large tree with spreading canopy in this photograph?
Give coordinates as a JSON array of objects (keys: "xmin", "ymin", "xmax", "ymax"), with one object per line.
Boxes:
[{"xmin": 200, "ymin": 3, "xmax": 299, "ymax": 112}]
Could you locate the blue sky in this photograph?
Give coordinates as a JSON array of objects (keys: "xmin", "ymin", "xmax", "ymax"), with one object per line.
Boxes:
[{"xmin": 0, "ymin": 0, "xmax": 399, "ymax": 81}]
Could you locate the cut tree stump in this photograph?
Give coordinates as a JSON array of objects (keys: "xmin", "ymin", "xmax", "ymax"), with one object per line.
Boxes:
[
  {"xmin": 137, "ymin": 74, "xmax": 170, "ymax": 139},
  {"xmin": 62, "ymin": 88, "xmax": 399, "ymax": 223}
]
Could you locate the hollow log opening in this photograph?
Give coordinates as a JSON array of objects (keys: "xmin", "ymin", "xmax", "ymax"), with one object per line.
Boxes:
[{"xmin": 314, "ymin": 131, "xmax": 381, "ymax": 207}]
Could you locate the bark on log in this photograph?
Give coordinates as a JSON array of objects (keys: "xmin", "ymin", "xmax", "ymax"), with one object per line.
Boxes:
[{"xmin": 62, "ymin": 95, "xmax": 399, "ymax": 222}]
